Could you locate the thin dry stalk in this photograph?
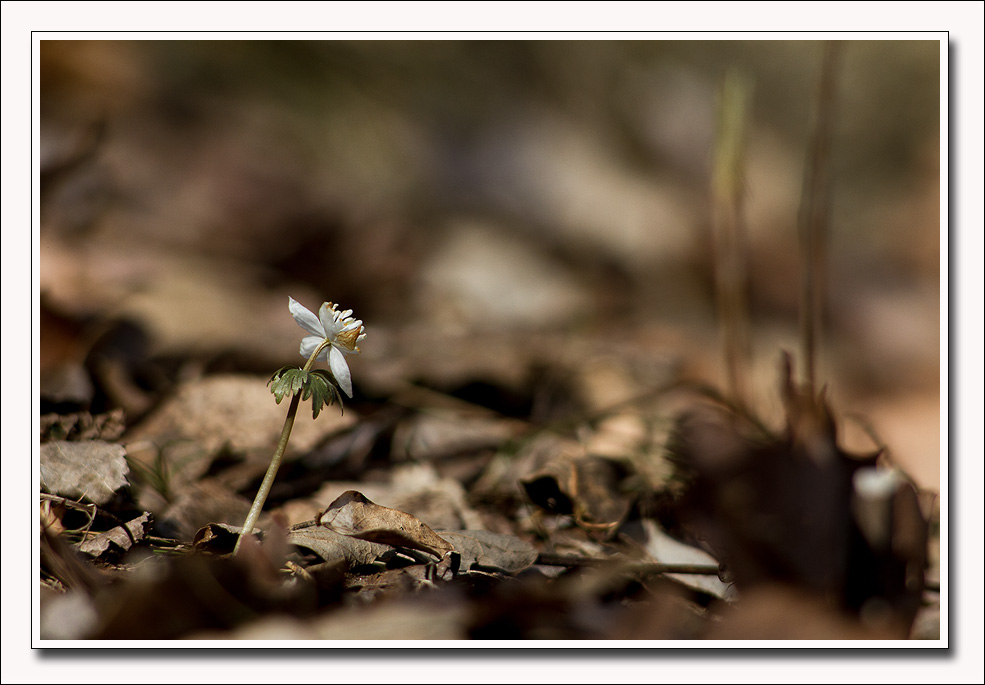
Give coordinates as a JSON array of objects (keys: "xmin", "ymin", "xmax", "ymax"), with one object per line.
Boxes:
[
  {"xmin": 797, "ymin": 41, "xmax": 842, "ymax": 393},
  {"xmin": 711, "ymin": 68, "xmax": 754, "ymax": 411}
]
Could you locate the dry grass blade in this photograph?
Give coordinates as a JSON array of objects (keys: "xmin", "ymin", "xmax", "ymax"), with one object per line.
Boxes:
[
  {"xmin": 711, "ymin": 68, "xmax": 754, "ymax": 411},
  {"xmin": 797, "ymin": 40, "xmax": 842, "ymax": 392}
]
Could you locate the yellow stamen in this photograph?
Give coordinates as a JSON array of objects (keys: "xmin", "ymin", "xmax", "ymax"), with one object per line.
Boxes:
[{"xmin": 336, "ymin": 327, "xmax": 362, "ymax": 351}]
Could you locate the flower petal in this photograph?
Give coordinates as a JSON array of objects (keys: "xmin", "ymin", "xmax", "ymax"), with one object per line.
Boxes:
[
  {"xmin": 329, "ymin": 345, "xmax": 353, "ymax": 397},
  {"xmin": 319, "ymin": 302, "xmax": 341, "ymax": 335},
  {"xmin": 290, "ymin": 297, "xmax": 325, "ymax": 337},
  {"xmin": 300, "ymin": 335, "xmax": 329, "ymax": 361}
]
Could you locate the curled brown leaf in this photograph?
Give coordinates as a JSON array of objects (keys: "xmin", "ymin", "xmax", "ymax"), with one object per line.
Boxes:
[{"xmin": 318, "ymin": 490, "xmax": 454, "ymax": 560}]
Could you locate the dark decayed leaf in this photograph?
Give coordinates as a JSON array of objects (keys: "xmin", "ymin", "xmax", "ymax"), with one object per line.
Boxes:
[
  {"xmin": 667, "ymin": 354, "xmax": 927, "ymax": 631},
  {"xmin": 162, "ymin": 481, "xmax": 253, "ymax": 542},
  {"xmin": 41, "ymin": 409, "xmax": 127, "ymax": 443},
  {"xmin": 40, "ymin": 440, "xmax": 129, "ymax": 505},
  {"xmin": 77, "ymin": 512, "xmax": 153, "ymax": 559},
  {"xmin": 318, "ymin": 490, "xmax": 455, "ymax": 559},
  {"xmin": 522, "ymin": 453, "xmax": 634, "ymax": 533},
  {"xmin": 40, "ymin": 361, "xmax": 94, "ymax": 407},
  {"xmin": 704, "ymin": 584, "xmax": 907, "ymax": 639},
  {"xmin": 91, "ymin": 552, "xmax": 316, "ymax": 639},
  {"xmin": 193, "ymin": 522, "xmax": 256, "ymax": 555},
  {"xmin": 437, "ymin": 530, "xmax": 538, "ymax": 574},
  {"xmin": 41, "ymin": 525, "xmax": 107, "ymax": 595},
  {"xmin": 288, "ymin": 525, "xmax": 395, "ymax": 566}
]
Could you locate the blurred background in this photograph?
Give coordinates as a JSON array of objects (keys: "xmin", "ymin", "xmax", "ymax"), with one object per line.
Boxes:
[{"xmin": 39, "ymin": 39, "xmax": 940, "ymax": 490}]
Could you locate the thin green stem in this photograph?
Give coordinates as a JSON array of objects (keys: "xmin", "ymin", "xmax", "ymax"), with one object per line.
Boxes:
[
  {"xmin": 301, "ymin": 340, "xmax": 330, "ymax": 374},
  {"xmin": 233, "ymin": 339, "xmax": 331, "ymax": 555}
]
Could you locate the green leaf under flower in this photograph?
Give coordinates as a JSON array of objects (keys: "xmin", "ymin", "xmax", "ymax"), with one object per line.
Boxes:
[
  {"xmin": 305, "ymin": 369, "xmax": 343, "ymax": 419},
  {"xmin": 268, "ymin": 366, "xmax": 343, "ymax": 418}
]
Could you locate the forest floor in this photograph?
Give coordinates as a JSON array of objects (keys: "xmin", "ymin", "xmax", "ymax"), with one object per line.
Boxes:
[{"xmin": 35, "ymin": 39, "xmax": 942, "ymax": 643}]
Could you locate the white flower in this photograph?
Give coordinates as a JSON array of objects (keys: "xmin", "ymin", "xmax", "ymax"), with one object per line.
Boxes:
[{"xmin": 289, "ymin": 296, "xmax": 366, "ymax": 397}]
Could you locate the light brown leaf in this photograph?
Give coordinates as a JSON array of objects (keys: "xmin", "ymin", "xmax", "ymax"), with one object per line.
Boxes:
[
  {"xmin": 123, "ymin": 374, "xmax": 355, "ymax": 504},
  {"xmin": 319, "ymin": 490, "xmax": 454, "ymax": 559},
  {"xmin": 40, "ymin": 440, "xmax": 129, "ymax": 505},
  {"xmin": 390, "ymin": 410, "xmax": 519, "ymax": 462},
  {"xmin": 437, "ymin": 530, "xmax": 538, "ymax": 574},
  {"xmin": 77, "ymin": 512, "xmax": 152, "ymax": 558},
  {"xmin": 287, "ymin": 525, "xmax": 395, "ymax": 566}
]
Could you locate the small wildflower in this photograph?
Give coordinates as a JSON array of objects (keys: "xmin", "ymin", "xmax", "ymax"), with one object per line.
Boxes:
[{"xmin": 288, "ymin": 296, "xmax": 366, "ymax": 397}]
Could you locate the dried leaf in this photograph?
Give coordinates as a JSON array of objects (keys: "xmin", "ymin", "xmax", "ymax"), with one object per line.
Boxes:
[
  {"xmin": 124, "ymin": 374, "xmax": 354, "ymax": 493},
  {"xmin": 606, "ymin": 582, "xmax": 712, "ymax": 640},
  {"xmin": 40, "ymin": 440, "xmax": 129, "ymax": 505},
  {"xmin": 161, "ymin": 480, "xmax": 253, "ymax": 541},
  {"xmin": 287, "ymin": 525, "xmax": 395, "ymax": 566},
  {"xmin": 522, "ymin": 453, "xmax": 633, "ymax": 532},
  {"xmin": 126, "ymin": 374, "xmax": 353, "ymax": 458},
  {"xmin": 390, "ymin": 410, "xmax": 519, "ymax": 462},
  {"xmin": 319, "ymin": 490, "xmax": 454, "ymax": 559},
  {"xmin": 91, "ymin": 552, "xmax": 314, "ymax": 639},
  {"xmin": 41, "ymin": 409, "xmax": 127, "ymax": 443},
  {"xmin": 39, "ymin": 498, "xmax": 68, "ymax": 537},
  {"xmin": 193, "ymin": 522, "xmax": 252, "ymax": 555},
  {"xmin": 41, "ymin": 525, "xmax": 106, "ymax": 594},
  {"xmin": 40, "ymin": 362, "xmax": 94, "ymax": 407},
  {"xmin": 417, "ymin": 219, "xmax": 593, "ymax": 330},
  {"xmin": 437, "ymin": 530, "xmax": 538, "ymax": 574},
  {"xmin": 471, "ymin": 432, "xmax": 571, "ymax": 500},
  {"xmin": 388, "ymin": 463, "xmax": 487, "ymax": 531},
  {"xmin": 667, "ymin": 355, "xmax": 927, "ymax": 629},
  {"xmin": 77, "ymin": 512, "xmax": 153, "ymax": 558}
]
